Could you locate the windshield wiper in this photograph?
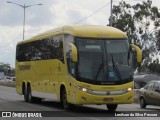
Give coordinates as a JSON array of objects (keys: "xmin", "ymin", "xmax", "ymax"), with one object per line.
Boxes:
[
  {"xmin": 95, "ymin": 54, "xmax": 104, "ymax": 81},
  {"xmin": 111, "ymin": 54, "xmax": 122, "ymax": 80},
  {"xmin": 95, "ymin": 63, "xmax": 103, "ymax": 81}
]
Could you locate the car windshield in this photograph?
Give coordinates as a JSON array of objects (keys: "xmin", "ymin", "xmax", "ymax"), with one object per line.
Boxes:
[{"xmin": 76, "ymin": 38, "xmax": 132, "ymax": 83}]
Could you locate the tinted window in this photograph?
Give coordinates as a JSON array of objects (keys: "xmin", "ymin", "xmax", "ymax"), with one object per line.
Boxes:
[
  {"xmin": 146, "ymin": 82, "xmax": 155, "ymax": 90},
  {"xmin": 16, "ymin": 35, "xmax": 64, "ymax": 62},
  {"xmin": 154, "ymin": 82, "xmax": 160, "ymax": 91}
]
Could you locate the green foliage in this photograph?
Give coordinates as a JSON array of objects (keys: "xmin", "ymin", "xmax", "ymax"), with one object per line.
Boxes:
[
  {"xmin": 109, "ymin": 0, "xmax": 160, "ymax": 72},
  {"xmin": 0, "ymin": 62, "xmax": 15, "ymax": 76},
  {"xmin": 148, "ymin": 59, "xmax": 160, "ymax": 74},
  {"xmin": 156, "ymin": 30, "xmax": 160, "ymax": 51}
]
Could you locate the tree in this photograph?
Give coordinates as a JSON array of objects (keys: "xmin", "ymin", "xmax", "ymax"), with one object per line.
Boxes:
[
  {"xmin": 156, "ymin": 30, "xmax": 160, "ymax": 50},
  {"xmin": 148, "ymin": 59, "xmax": 160, "ymax": 74},
  {"xmin": 109, "ymin": 0, "xmax": 160, "ymax": 72},
  {"xmin": 0, "ymin": 62, "xmax": 15, "ymax": 76}
]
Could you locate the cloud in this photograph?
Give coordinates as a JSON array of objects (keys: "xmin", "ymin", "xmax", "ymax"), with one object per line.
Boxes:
[
  {"xmin": 67, "ymin": 9, "xmax": 83, "ymax": 24},
  {"xmin": 0, "ymin": 0, "xmax": 57, "ymax": 26},
  {"xmin": 0, "ymin": 0, "xmax": 110, "ymax": 67},
  {"xmin": 0, "ymin": 26, "xmax": 21, "ymax": 67}
]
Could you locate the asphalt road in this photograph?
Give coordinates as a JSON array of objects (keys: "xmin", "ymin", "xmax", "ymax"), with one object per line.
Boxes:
[{"xmin": 0, "ymin": 85, "xmax": 160, "ymax": 120}]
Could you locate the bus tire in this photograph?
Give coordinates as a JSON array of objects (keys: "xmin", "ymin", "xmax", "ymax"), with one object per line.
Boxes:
[
  {"xmin": 61, "ymin": 88, "xmax": 72, "ymax": 110},
  {"xmin": 27, "ymin": 84, "xmax": 33, "ymax": 103},
  {"xmin": 23, "ymin": 85, "xmax": 28, "ymax": 102},
  {"xmin": 106, "ymin": 104, "xmax": 118, "ymax": 111}
]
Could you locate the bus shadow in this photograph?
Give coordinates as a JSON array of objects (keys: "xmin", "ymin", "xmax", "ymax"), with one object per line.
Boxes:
[
  {"xmin": 17, "ymin": 100, "xmax": 160, "ymax": 117},
  {"xmin": 33, "ymin": 100, "xmax": 64, "ymax": 110},
  {"xmin": 21, "ymin": 100, "xmax": 121, "ymax": 117},
  {"xmin": 33, "ymin": 100, "xmax": 108, "ymax": 113},
  {"xmin": 19, "ymin": 100, "xmax": 160, "ymax": 117}
]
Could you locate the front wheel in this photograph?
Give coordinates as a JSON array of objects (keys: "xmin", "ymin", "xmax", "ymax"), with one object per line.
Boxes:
[
  {"xmin": 106, "ymin": 104, "xmax": 118, "ymax": 111},
  {"xmin": 140, "ymin": 97, "xmax": 146, "ymax": 108},
  {"xmin": 61, "ymin": 89, "xmax": 73, "ymax": 110}
]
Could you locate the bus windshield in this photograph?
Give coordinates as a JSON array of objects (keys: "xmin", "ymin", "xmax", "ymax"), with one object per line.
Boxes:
[{"xmin": 76, "ymin": 38, "xmax": 132, "ymax": 84}]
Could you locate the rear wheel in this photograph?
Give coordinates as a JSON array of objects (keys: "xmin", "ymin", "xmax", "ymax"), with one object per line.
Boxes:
[
  {"xmin": 27, "ymin": 85, "xmax": 35, "ymax": 103},
  {"xmin": 23, "ymin": 85, "xmax": 28, "ymax": 102},
  {"xmin": 140, "ymin": 97, "xmax": 146, "ymax": 108},
  {"xmin": 27, "ymin": 84, "xmax": 42, "ymax": 103},
  {"xmin": 106, "ymin": 104, "xmax": 118, "ymax": 111}
]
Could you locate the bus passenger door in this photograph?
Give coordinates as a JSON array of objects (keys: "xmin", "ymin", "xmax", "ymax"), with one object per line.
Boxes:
[{"xmin": 65, "ymin": 50, "xmax": 77, "ymax": 103}]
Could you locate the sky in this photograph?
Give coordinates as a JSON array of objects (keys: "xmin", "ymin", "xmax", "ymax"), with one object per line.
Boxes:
[{"xmin": 0, "ymin": 0, "xmax": 159, "ymax": 67}]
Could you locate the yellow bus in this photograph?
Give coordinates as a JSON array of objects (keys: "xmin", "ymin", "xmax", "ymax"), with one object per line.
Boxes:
[{"xmin": 16, "ymin": 25, "xmax": 142, "ymax": 111}]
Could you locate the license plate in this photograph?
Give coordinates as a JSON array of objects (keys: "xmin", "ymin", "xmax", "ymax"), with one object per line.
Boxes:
[{"xmin": 103, "ymin": 98, "xmax": 113, "ymax": 102}]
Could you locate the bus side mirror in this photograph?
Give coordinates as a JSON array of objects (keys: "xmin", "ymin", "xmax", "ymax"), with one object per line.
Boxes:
[
  {"xmin": 69, "ymin": 43, "xmax": 78, "ymax": 62},
  {"xmin": 130, "ymin": 44, "xmax": 142, "ymax": 63}
]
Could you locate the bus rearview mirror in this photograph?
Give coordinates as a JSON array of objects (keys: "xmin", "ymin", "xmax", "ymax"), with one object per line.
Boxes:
[
  {"xmin": 130, "ymin": 44, "xmax": 142, "ymax": 63},
  {"xmin": 69, "ymin": 43, "xmax": 78, "ymax": 62}
]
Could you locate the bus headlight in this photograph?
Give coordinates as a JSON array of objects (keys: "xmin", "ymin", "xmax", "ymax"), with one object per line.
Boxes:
[
  {"xmin": 127, "ymin": 87, "xmax": 133, "ymax": 92},
  {"xmin": 82, "ymin": 88, "xmax": 87, "ymax": 92},
  {"xmin": 123, "ymin": 87, "xmax": 133, "ymax": 93},
  {"xmin": 74, "ymin": 84, "xmax": 89, "ymax": 92}
]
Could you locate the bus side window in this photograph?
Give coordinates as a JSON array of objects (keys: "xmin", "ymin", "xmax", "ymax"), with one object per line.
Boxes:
[
  {"xmin": 52, "ymin": 35, "xmax": 64, "ymax": 63},
  {"xmin": 57, "ymin": 40, "xmax": 64, "ymax": 62}
]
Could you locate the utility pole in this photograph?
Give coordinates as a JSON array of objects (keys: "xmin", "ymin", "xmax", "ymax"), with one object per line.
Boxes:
[
  {"xmin": 7, "ymin": 1, "xmax": 42, "ymax": 40},
  {"xmin": 23, "ymin": 4, "xmax": 26, "ymax": 40},
  {"xmin": 110, "ymin": 0, "xmax": 113, "ymax": 26}
]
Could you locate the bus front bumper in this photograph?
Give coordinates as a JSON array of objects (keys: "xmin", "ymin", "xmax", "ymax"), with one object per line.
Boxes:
[{"xmin": 73, "ymin": 90, "xmax": 134, "ymax": 105}]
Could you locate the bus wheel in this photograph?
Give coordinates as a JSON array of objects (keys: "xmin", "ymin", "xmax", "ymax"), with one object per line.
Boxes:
[
  {"xmin": 61, "ymin": 89, "xmax": 72, "ymax": 110},
  {"xmin": 106, "ymin": 104, "xmax": 118, "ymax": 111},
  {"xmin": 27, "ymin": 85, "xmax": 33, "ymax": 103},
  {"xmin": 23, "ymin": 85, "xmax": 28, "ymax": 102},
  {"xmin": 140, "ymin": 97, "xmax": 146, "ymax": 108}
]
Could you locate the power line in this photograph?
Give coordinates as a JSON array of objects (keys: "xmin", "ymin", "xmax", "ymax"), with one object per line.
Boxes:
[
  {"xmin": 73, "ymin": 0, "xmax": 144, "ymax": 25},
  {"xmin": 74, "ymin": 2, "xmax": 111, "ymax": 24}
]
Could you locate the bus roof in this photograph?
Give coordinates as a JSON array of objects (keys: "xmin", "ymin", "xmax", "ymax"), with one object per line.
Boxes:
[{"xmin": 17, "ymin": 25, "xmax": 128, "ymax": 44}]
